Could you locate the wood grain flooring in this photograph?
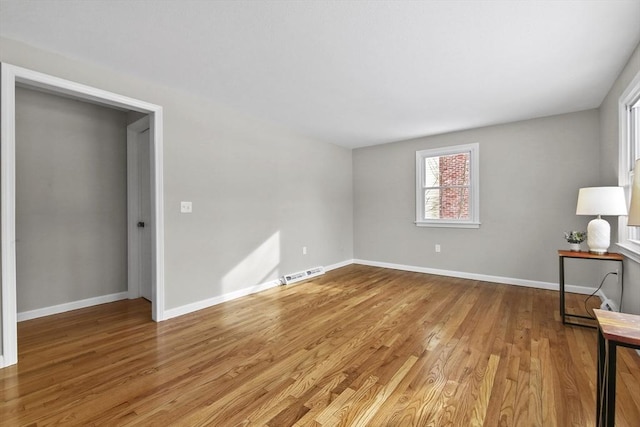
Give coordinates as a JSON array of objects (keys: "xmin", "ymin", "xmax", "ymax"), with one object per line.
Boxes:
[{"xmin": 2, "ymin": 264, "xmax": 639, "ymax": 426}]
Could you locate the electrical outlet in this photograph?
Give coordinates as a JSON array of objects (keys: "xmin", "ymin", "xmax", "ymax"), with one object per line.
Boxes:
[
  {"xmin": 180, "ymin": 201, "xmax": 192, "ymax": 213},
  {"xmin": 435, "ymin": 244, "xmax": 441, "ymax": 253},
  {"xmin": 600, "ymin": 299, "xmax": 618, "ymax": 312},
  {"xmin": 302, "ymin": 246, "xmax": 307, "ymax": 255}
]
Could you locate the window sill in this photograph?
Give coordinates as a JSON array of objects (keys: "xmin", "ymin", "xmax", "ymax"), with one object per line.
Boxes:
[
  {"xmin": 415, "ymin": 221, "xmax": 481, "ymax": 229},
  {"xmin": 614, "ymin": 242, "xmax": 640, "ymax": 264}
]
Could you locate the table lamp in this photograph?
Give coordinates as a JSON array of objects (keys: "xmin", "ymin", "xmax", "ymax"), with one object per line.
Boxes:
[{"xmin": 576, "ymin": 186, "xmax": 627, "ymax": 254}]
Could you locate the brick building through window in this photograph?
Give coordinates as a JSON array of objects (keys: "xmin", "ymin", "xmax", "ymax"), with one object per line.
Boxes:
[{"xmin": 424, "ymin": 153, "xmax": 470, "ymax": 220}]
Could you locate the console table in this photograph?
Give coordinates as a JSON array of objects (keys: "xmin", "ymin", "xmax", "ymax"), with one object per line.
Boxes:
[
  {"xmin": 594, "ymin": 309, "xmax": 640, "ymax": 427},
  {"xmin": 558, "ymin": 250, "xmax": 623, "ymax": 328}
]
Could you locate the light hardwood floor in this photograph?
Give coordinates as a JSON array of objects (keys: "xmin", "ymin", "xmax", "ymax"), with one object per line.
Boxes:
[{"xmin": 2, "ymin": 265, "xmax": 639, "ymax": 426}]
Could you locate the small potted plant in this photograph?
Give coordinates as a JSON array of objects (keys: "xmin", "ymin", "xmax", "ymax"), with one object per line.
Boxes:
[{"xmin": 564, "ymin": 231, "xmax": 587, "ymax": 251}]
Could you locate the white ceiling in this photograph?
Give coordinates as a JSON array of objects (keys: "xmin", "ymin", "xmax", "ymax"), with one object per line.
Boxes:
[{"xmin": 1, "ymin": 1, "xmax": 639, "ymax": 149}]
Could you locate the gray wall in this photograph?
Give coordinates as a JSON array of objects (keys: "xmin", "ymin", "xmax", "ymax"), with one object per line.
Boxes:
[
  {"xmin": 2, "ymin": 32, "xmax": 638, "ymax": 337},
  {"xmin": 600, "ymin": 40, "xmax": 640, "ymax": 314},
  {"xmin": 353, "ymin": 110, "xmax": 602, "ymax": 285},
  {"xmin": 1, "ymin": 37, "xmax": 354, "ymax": 314},
  {"xmin": 15, "ymin": 87, "xmax": 128, "ymax": 311}
]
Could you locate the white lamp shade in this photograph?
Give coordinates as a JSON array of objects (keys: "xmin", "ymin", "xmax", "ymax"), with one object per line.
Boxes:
[
  {"xmin": 628, "ymin": 160, "xmax": 640, "ymax": 226},
  {"xmin": 576, "ymin": 186, "xmax": 627, "ymax": 254},
  {"xmin": 576, "ymin": 187, "xmax": 627, "ymax": 216}
]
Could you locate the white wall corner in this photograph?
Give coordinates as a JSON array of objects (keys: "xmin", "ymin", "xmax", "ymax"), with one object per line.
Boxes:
[{"xmin": 325, "ymin": 259, "xmax": 354, "ymax": 271}]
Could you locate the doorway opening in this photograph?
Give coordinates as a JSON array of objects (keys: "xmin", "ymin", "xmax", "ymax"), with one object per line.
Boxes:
[{"xmin": 1, "ymin": 63, "xmax": 165, "ymax": 368}]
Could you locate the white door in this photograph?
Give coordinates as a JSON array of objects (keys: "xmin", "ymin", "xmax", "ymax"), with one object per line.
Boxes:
[
  {"xmin": 137, "ymin": 127, "xmax": 152, "ymax": 301},
  {"xmin": 127, "ymin": 117, "xmax": 152, "ymax": 302}
]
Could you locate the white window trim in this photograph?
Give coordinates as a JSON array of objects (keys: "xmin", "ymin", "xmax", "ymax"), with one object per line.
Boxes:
[
  {"xmin": 415, "ymin": 143, "xmax": 480, "ymax": 228},
  {"xmin": 617, "ymin": 70, "xmax": 640, "ymax": 262}
]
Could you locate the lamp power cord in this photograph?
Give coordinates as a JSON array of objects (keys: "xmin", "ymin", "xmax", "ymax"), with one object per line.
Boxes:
[{"xmin": 584, "ymin": 271, "xmax": 618, "ymax": 319}]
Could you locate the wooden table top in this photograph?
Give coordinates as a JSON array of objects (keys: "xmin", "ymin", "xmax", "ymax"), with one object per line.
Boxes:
[
  {"xmin": 557, "ymin": 250, "xmax": 624, "ymax": 261},
  {"xmin": 593, "ymin": 309, "xmax": 640, "ymax": 347}
]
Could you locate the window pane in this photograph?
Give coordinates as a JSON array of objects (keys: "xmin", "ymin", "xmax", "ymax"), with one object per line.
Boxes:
[
  {"xmin": 424, "ymin": 153, "xmax": 470, "ymax": 187},
  {"xmin": 441, "ymin": 187, "xmax": 469, "ymax": 219},
  {"xmin": 424, "ymin": 157, "xmax": 440, "ymax": 187},
  {"xmin": 630, "ymin": 107, "xmax": 637, "ymax": 171},
  {"xmin": 424, "ymin": 189, "xmax": 440, "ymax": 219},
  {"xmin": 424, "ymin": 187, "xmax": 469, "ymax": 220},
  {"xmin": 440, "ymin": 153, "xmax": 469, "ymax": 186}
]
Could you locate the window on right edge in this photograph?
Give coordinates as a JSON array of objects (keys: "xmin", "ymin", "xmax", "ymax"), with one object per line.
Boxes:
[
  {"xmin": 619, "ymin": 71, "xmax": 640, "ymax": 257},
  {"xmin": 415, "ymin": 143, "xmax": 480, "ymax": 228}
]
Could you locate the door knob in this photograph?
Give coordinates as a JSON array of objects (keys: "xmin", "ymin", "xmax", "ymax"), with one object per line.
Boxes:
[{"xmin": 137, "ymin": 221, "xmax": 145, "ymax": 228}]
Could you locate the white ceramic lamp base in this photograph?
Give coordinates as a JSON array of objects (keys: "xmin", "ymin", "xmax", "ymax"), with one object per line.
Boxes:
[{"xmin": 586, "ymin": 216, "xmax": 610, "ymax": 254}]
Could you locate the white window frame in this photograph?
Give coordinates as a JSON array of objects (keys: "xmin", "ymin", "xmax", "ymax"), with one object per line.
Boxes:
[
  {"xmin": 415, "ymin": 143, "xmax": 480, "ymax": 228},
  {"xmin": 617, "ymin": 71, "xmax": 640, "ymax": 262}
]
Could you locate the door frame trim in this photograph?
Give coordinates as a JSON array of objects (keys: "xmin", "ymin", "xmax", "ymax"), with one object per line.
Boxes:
[{"xmin": 1, "ymin": 63, "xmax": 166, "ymax": 368}]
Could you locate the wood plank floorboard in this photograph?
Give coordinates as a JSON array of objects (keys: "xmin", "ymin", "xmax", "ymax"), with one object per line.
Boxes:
[{"xmin": 2, "ymin": 264, "xmax": 639, "ymax": 426}]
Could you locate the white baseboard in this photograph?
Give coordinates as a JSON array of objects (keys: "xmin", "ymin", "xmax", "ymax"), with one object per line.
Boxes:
[
  {"xmin": 164, "ymin": 259, "xmax": 354, "ymax": 321},
  {"xmin": 163, "ymin": 278, "xmax": 283, "ymax": 320},
  {"xmin": 326, "ymin": 259, "xmax": 354, "ymax": 271},
  {"xmin": 353, "ymin": 259, "xmax": 599, "ymax": 295},
  {"xmin": 11, "ymin": 258, "xmax": 610, "ymax": 331},
  {"xmin": 17, "ymin": 291, "xmax": 129, "ymax": 322},
  {"xmin": 156, "ymin": 257, "xmax": 607, "ymax": 323}
]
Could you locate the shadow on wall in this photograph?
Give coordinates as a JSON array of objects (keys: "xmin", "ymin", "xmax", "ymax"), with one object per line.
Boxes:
[{"xmin": 221, "ymin": 231, "xmax": 281, "ymax": 293}]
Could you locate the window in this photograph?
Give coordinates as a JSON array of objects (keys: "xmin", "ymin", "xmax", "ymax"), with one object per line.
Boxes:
[
  {"xmin": 415, "ymin": 143, "xmax": 480, "ymax": 228},
  {"xmin": 618, "ymin": 71, "xmax": 640, "ymax": 259}
]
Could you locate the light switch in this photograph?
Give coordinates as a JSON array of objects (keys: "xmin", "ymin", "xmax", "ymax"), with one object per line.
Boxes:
[{"xmin": 180, "ymin": 201, "xmax": 192, "ymax": 213}]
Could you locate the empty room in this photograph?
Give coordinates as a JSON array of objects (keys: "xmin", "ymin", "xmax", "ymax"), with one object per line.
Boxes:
[{"xmin": 1, "ymin": 1, "xmax": 640, "ymax": 426}]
